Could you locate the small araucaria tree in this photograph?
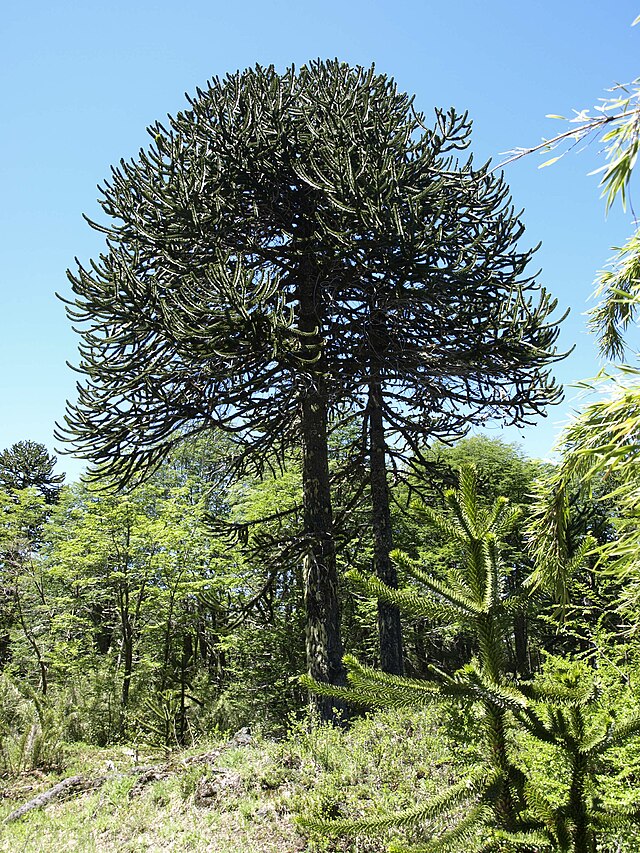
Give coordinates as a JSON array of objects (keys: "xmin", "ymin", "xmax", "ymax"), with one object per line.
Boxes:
[
  {"xmin": 59, "ymin": 61, "xmax": 563, "ymax": 717},
  {"xmin": 303, "ymin": 468, "xmax": 640, "ymax": 853}
]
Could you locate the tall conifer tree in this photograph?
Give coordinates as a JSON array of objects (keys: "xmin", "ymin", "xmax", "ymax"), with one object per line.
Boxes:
[
  {"xmin": 60, "ymin": 62, "xmax": 563, "ymax": 711},
  {"xmin": 0, "ymin": 441, "xmax": 64, "ymax": 505}
]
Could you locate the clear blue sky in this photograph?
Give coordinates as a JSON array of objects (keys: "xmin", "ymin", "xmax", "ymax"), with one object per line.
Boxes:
[{"xmin": 1, "ymin": 1, "xmax": 638, "ymax": 481}]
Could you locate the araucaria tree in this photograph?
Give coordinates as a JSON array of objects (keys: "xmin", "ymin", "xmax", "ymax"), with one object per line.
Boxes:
[
  {"xmin": 59, "ymin": 61, "xmax": 563, "ymax": 715},
  {"xmin": 303, "ymin": 470, "xmax": 640, "ymax": 852},
  {"xmin": 0, "ymin": 441, "xmax": 64, "ymax": 504}
]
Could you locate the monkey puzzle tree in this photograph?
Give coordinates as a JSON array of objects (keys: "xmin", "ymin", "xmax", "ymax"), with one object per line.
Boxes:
[
  {"xmin": 342, "ymin": 148, "xmax": 564, "ymax": 673},
  {"xmin": 59, "ymin": 61, "xmax": 563, "ymax": 713},
  {"xmin": 0, "ymin": 441, "xmax": 64, "ymax": 505}
]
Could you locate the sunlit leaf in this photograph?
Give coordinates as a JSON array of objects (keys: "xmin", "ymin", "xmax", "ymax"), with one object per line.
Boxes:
[{"xmin": 538, "ymin": 156, "xmax": 562, "ymax": 169}]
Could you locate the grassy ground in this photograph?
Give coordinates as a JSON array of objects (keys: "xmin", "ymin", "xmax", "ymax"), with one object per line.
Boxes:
[{"xmin": 0, "ymin": 709, "xmax": 458, "ymax": 852}]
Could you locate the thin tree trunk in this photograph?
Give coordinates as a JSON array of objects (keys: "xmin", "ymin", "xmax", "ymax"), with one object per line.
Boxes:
[
  {"xmin": 179, "ymin": 631, "xmax": 193, "ymax": 745},
  {"xmin": 368, "ymin": 378, "xmax": 404, "ymax": 674},
  {"xmin": 569, "ymin": 750, "xmax": 596, "ymax": 853},
  {"xmin": 487, "ymin": 706, "xmax": 518, "ymax": 829},
  {"xmin": 159, "ymin": 578, "xmax": 180, "ymax": 693},
  {"xmin": 121, "ymin": 618, "xmax": 133, "ymax": 711},
  {"xmin": 513, "ymin": 611, "xmax": 529, "ymax": 678},
  {"xmin": 14, "ymin": 587, "xmax": 47, "ymax": 695},
  {"xmin": 477, "ymin": 611, "xmax": 518, "ymax": 831},
  {"xmin": 120, "ymin": 569, "xmax": 147, "ymax": 717}
]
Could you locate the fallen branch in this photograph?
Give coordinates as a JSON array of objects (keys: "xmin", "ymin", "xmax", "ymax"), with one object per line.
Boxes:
[
  {"xmin": 3, "ymin": 728, "xmax": 254, "ymax": 822},
  {"xmin": 4, "ymin": 774, "xmax": 109, "ymax": 823}
]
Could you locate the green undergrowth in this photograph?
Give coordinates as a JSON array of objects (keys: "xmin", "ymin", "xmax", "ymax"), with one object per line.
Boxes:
[
  {"xmin": 0, "ymin": 706, "xmax": 462, "ymax": 853},
  {"xmin": 2, "ymin": 698, "xmax": 640, "ymax": 852}
]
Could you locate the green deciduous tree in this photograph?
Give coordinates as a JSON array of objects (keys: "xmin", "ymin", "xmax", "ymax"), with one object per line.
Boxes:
[
  {"xmin": 0, "ymin": 488, "xmax": 53, "ymax": 693},
  {"xmin": 45, "ymin": 479, "xmax": 228, "ymax": 740}
]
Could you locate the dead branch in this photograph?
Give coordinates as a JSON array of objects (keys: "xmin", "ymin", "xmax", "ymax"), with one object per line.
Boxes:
[
  {"xmin": 4, "ymin": 774, "xmax": 109, "ymax": 823},
  {"xmin": 3, "ymin": 729, "xmax": 253, "ymax": 822}
]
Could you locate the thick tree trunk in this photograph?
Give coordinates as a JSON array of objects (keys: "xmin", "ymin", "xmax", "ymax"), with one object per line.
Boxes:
[
  {"xmin": 89, "ymin": 602, "xmax": 114, "ymax": 654},
  {"xmin": 301, "ymin": 391, "xmax": 347, "ymax": 720},
  {"xmin": 297, "ymin": 272, "xmax": 346, "ymax": 722},
  {"xmin": 369, "ymin": 378, "xmax": 404, "ymax": 675}
]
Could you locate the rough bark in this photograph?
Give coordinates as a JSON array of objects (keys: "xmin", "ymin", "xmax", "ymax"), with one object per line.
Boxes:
[
  {"xmin": 300, "ymin": 391, "xmax": 347, "ymax": 720},
  {"xmin": 120, "ymin": 613, "xmax": 133, "ymax": 711},
  {"xmin": 368, "ymin": 377, "xmax": 404, "ymax": 675},
  {"xmin": 298, "ymin": 269, "xmax": 346, "ymax": 722}
]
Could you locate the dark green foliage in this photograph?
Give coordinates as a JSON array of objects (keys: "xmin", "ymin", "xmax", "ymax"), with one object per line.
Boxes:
[
  {"xmin": 58, "ymin": 65, "xmax": 563, "ymax": 485},
  {"xmin": 0, "ymin": 441, "xmax": 64, "ymax": 504}
]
